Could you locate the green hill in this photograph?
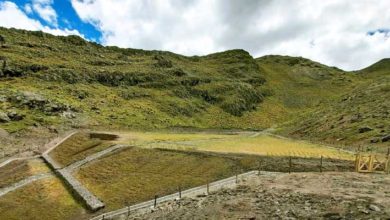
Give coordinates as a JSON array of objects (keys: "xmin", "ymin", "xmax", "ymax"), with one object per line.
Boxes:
[{"xmin": 0, "ymin": 27, "xmax": 388, "ymax": 155}]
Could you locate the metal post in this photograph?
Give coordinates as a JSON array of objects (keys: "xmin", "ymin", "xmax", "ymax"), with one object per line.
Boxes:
[
  {"xmin": 207, "ymin": 181, "xmax": 209, "ymax": 195},
  {"xmin": 258, "ymin": 161, "xmax": 261, "ymax": 175},
  {"xmin": 179, "ymin": 185, "xmax": 181, "ymax": 199},
  {"xmin": 289, "ymin": 156, "xmax": 292, "ymax": 174},
  {"xmin": 320, "ymin": 156, "xmax": 323, "ymax": 173},
  {"xmin": 235, "ymin": 172, "xmax": 238, "ymax": 184},
  {"xmin": 154, "ymin": 195, "xmax": 158, "ymax": 208}
]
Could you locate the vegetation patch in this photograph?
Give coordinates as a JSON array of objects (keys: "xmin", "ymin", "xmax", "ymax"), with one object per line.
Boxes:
[
  {"xmin": 49, "ymin": 132, "xmax": 114, "ymax": 167},
  {"xmin": 0, "ymin": 159, "xmax": 50, "ymax": 188},
  {"xmin": 115, "ymin": 132, "xmax": 353, "ymax": 160},
  {"xmin": 75, "ymin": 147, "xmax": 254, "ymax": 210},
  {"xmin": 0, "ymin": 177, "xmax": 85, "ymax": 220}
]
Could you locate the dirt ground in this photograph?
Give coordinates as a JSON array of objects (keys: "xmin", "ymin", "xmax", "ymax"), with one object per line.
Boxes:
[{"xmin": 118, "ymin": 172, "xmax": 390, "ymax": 220}]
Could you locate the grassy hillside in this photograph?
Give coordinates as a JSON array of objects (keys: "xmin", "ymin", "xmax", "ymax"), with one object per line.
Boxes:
[
  {"xmin": 0, "ymin": 27, "xmax": 388, "ymax": 156},
  {"xmin": 0, "ymin": 27, "xmax": 269, "ymax": 134},
  {"xmin": 278, "ymin": 59, "xmax": 390, "ymax": 152}
]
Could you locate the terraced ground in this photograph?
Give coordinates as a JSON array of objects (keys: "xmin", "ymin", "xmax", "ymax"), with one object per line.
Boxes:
[{"xmin": 0, "ymin": 131, "xmax": 355, "ymax": 220}]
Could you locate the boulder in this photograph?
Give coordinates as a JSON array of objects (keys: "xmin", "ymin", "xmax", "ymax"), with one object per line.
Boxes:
[
  {"xmin": 7, "ymin": 111, "xmax": 25, "ymax": 121},
  {"xmin": 358, "ymin": 126, "xmax": 373, "ymax": 133},
  {"xmin": 0, "ymin": 111, "xmax": 10, "ymax": 123},
  {"xmin": 11, "ymin": 91, "xmax": 47, "ymax": 109},
  {"xmin": 381, "ymin": 134, "xmax": 390, "ymax": 142},
  {"xmin": 368, "ymin": 204, "xmax": 381, "ymax": 212}
]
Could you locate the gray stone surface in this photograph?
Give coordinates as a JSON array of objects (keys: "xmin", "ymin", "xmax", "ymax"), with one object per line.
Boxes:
[
  {"xmin": 57, "ymin": 169, "xmax": 105, "ymax": 211},
  {"xmin": 41, "ymin": 153, "xmax": 105, "ymax": 211}
]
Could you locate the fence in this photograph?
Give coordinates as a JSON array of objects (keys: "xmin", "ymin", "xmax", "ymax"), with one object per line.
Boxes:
[
  {"xmin": 89, "ymin": 152, "xmax": 390, "ymax": 220},
  {"xmin": 90, "ymin": 170, "xmax": 260, "ymax": 220}
]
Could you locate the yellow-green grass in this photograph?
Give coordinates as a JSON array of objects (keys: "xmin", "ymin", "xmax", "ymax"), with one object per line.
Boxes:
[
  {"xmin": 75, "ymin": 147, "xmax": 250, "ymax": 210},
  {"xmin": 115, "ymin": 131, "xmax": 354, "ymax": 160},
  {"xmin": 49, "ymin": 132, "xmax": 114, "ymax": 167},
  {"xmin": 0, "ymin": 177, "xmax": 86, "ymax": 220},
  {"xmin": 114, "ymin": 130, "xmax": 235, "ymax": 144},
  {"xmin": 0, "ymin": 158, "xmax": 50, "ymax": 188},
  {"xmin": 192, "ymin": 134, "xmax": 354, "ymax": 160}
]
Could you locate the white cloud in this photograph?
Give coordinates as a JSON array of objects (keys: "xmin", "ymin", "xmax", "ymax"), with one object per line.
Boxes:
[
  {"xmin": 31, "ymin": 0, "xmax": 57, "ymax": 26},
  {"xmin": 0, "ymin": 1, "xmax": 82, "ymax": 37},
  {"xmin": 71, "ymin": 0, "xmax": 390, "ymax": 70},
  {"xmin": 24, "ymin": 4, "xmax": 33, "ymax": 14}
]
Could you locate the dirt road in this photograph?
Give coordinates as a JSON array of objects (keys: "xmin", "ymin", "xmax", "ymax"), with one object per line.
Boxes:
[{"xmin": 117, "ymin": 172, "xmax": 390, "ymax": 219}]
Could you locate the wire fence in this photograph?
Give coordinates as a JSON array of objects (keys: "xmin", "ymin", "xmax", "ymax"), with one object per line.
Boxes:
[{"xmin": 89, "ymin": 155, "xmax": 357, "ymax": 220}]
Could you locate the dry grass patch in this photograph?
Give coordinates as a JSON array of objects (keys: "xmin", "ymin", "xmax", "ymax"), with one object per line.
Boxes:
[
  {"xmin": 75, "ymin": 147, "xmax": 249, "ymax": 210},
  {"xmin": 0, "ymin": 158, "xmax": 50, "ymax": 188},
  {"xmin": 0, "ymin": 177, "xmax": 86, "ymax": 220},
  {"xmin": 49, "ymin": 132, "xmax": 114, "ymax": 167},
  {"xmin": 114, "ymin": 131, "xmax": 235, "ymax": 145},
  {"xmin": 116, "ymin": 131, "xmax": 354, "ymax": 160},
  {"xmin": 192, "ymin": 134, "xmax": 354, "ymax": 160}
]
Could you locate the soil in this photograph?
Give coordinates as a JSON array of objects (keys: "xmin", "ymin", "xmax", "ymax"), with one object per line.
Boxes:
[{"xmin": 119, "ymin": 172, "xmax": 390, "ymax": 220}]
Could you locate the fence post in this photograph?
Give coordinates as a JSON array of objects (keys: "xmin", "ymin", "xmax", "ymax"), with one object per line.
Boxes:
[
  {"xmin": 289, "ymin": 156, "xmax": 292, "ymax": 174},
  {"xmin": 154, "ymin": 195, "xmax": 158, "ymax": 208},
  {"xmin": 320, "ymin": 156, "xmax": 323, "ymax": 173},
  {"xmin": 178, "ymin": 185, "xmax": 181, "ymax": 199},
  {"xmin": 235, "ymin": 171, "xmax": 238, "ymax": 184},
  {"xmin": 127, "ymin": 205, "xmax": 130, "ymax": 219},
  {"xmin": 258, "ymin": 161, "xmax": 261, "ymax": 175},
  {"xmin": 102, "ymin": 214, "xmax": 105, "ymax": 220},
  {"xmin": 207, "ymin": 181, "xmax": 210, "ymax": 195}
]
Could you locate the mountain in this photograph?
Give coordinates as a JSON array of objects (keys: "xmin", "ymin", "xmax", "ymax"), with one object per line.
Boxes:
[
  {"xmin": 278, "ymin": 58, "xmax": 390, "ymax": 153},
  {"xmin": 0, "ymin": 27, "xmax": 388, "ymax": 155}
]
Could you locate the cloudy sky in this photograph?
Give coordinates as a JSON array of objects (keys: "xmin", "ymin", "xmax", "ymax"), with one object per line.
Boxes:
[{"xmin": 1, "ymin": 0, "xmax": 390, "ymax": 70}]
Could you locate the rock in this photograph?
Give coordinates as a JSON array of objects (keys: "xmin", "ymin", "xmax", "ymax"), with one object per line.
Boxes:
[
  {"xmin": 358, "ymin": 126, "xmax": 373, "ymax": 133},
  {"xmin": 0, "ymin": 95, "xmax": 6, "ymax": 102},
  {"xmin": 368, "ymin": 204, "xmax": 381, "ymax": 212},
  {"xmin": 381, "ymin": 135, "xmax": 390, "ymax": 142},
  {"xmin": 0, "ymin": 111, "xmax": 10, "ymax": 122},
  {"xmin": 370, "ymin": 138, "xmax": 380, "ymax": 143},
  {"xmin": 350, "ymin": 114, "xmax": 362, "ymax": 123},
  {"xmin": 7, "ymin": 111, "xmax": 25, "ymax": 121},
  {"xmin": 18, "ymin": 91, "xmax": 47, "ymax": 108},
  {"xmin": 62, "ymin": 111, "xmax": 76, "ymax": 119},
  {"xmin": 48, "ymin": 126, "xmax": 58, "ymax": 133}
]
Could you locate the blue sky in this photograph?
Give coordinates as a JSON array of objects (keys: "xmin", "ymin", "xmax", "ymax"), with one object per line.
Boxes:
[
  {"xmin": 0, "ymin": 0, "xmax": 390, "ymax": 70},
  {"xmin": 9, "ymin": 0, "xmax": 101, "ymax": 42}
]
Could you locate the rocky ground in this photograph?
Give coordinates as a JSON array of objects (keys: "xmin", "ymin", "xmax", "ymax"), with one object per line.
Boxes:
[{"xmin": 117, "ymin": 172, "xmax": 390, "ymax": 220}]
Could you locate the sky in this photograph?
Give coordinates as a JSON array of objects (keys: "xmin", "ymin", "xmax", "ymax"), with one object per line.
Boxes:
[{"xmin": 0, "ymin": 0, "xmax": 390, "ymax": 71}]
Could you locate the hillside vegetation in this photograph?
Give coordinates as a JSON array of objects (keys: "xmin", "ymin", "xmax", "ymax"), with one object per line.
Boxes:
[{"xmin": 0, "ymin": 27, "xmax": 389, "ymax": 155}]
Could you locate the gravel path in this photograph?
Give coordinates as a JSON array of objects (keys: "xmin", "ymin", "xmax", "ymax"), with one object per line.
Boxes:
[
  {"xmin": 0, "ymin": 172, "xmax": 53, "ymax": 197},
  {"xmin": 66, "ymin": 144, "xmax": 130, "ymax": 172}
]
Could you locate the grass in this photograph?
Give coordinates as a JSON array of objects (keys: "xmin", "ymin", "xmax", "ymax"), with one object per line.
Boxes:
[
  {"xmin": 0, "ymin": 158, "xmax": 50, "ymax": 188},
  {"xmin": 0, "ymin": 177, "xmax": 85, "ymax": 220},
  {"xmin": 49, "ymin": 132, "xmax": 114, "ymax": 167},
  {"xmin": 75, "ymin": 147, "xmax": 251, "ymax": 210},
  {"xmin": 75, "ymin": 146, "xmax": 354, "ymax": 213},
  {"xmin": 115, "ymin": 131, "xmax": 354, "ymax": 160}
]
